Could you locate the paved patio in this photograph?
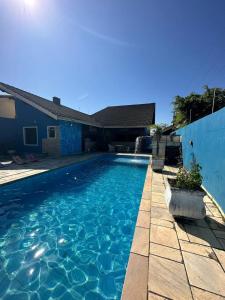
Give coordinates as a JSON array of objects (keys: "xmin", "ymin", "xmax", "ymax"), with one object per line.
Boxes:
[{"xmin": 122, "ymin": 165, "xmax": 225, "ymax": 300}]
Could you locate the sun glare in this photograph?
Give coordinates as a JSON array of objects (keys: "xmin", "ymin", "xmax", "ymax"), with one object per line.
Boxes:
[{"xmin": 24, "ymin": 0, "xmax": 36, "ymax": 8}]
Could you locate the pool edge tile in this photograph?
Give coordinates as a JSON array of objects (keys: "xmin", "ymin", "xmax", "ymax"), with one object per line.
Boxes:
[
  {"xmin": 122, "ymin": 164, "xmax": 151, "ymax": 299},
  {"xmin": 121, "ymin": 253, "xmax": 148, "ymax": 300}
]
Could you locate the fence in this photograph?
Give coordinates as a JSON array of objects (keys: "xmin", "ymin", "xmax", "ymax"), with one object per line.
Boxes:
[{"xmin": 177, "ymin": 107, "xmax": 225, "ymax": 213}]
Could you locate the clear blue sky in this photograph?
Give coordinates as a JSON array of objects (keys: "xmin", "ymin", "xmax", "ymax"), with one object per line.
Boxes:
[{"xmin": 0, "ymin": 0, "xmax": 225, "ymax": 123}]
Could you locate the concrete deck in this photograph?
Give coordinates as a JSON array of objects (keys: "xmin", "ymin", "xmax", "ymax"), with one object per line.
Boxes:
[{"xmin": 122, "ymin": 165, "xmax": 225, "ymax": 300}]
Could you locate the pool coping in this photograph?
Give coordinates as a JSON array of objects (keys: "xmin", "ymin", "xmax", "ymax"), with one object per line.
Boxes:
[
  {"xmin": 0, "ymin": 152, "xmax": 152, "ymax": 298},
  {"xmin": 0, "ymin": 153, "xmax": 151, "ymax": 187},
  {"xmin": 121, "ymin": 165, "xmax": 225, "ymax": 300},
  {"xmin": 121, "ymin": 162, "xmax": 152, "ymax": 300},
  {"xmin": 0, "ymin": 153, "xmax": 106, "ymax": 187}
]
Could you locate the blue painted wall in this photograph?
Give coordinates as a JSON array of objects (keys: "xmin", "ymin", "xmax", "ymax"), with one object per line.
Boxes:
[
  {"xmin": 0, "ymin": 98, "xmax": 83, "ymax": 155},
  {"xmin": 177, "ymin": 107, "xmax": 225, "ymax": 212},
  {"xmin": 59, "ymin": 120, "xmax": 82, "ymax": 155},
  {"xmin": 0, "ymin": 97, "xmax": 58, "ymax": 153}
]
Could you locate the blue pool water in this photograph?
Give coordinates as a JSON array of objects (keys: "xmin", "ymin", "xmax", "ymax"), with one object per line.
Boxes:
[{"xmin": 0, "ymin": 155, "xmax": 148, "ymax": 300}]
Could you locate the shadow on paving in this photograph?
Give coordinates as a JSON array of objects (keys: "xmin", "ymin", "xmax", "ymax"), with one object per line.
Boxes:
[
  {"xmin": 162, "ymin": 170, "xmax": 177, "ymax": 176},
  {"xmin": 175, "ymin": 216, "xmax": 225, "ymax": 250}
]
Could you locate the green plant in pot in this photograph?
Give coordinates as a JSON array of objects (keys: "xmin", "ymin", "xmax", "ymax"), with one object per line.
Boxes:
[
  {"xmin": 165, "ymin": 161, "xmax": 206, "ymax": 219},
  {"xmin": 175, "ymin": 162, "xmax": 202, "ymax": 190}
]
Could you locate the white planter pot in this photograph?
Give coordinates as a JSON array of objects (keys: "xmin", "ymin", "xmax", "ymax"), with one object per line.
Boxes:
[
  {"xmin": 165, "ymin": 178, "xmax": 206, "ymax": 219},
  {"xmin": 151, "ymin": 159, "xmax": 164, "ymax": 171}
]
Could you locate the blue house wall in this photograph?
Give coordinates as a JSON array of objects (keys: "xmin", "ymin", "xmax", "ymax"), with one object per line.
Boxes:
[
  {"xmin": 59, "ymin": 121, "xmax": 82, "ymax": 155},
  {"xmin": 0, "ymin": 97, "xmax": 83, "ymax": 155},
  {"xmin": 177, "ymin": 107, "xmax": 225, "ymax": 212},
  {"xmin": 0, "ymin": 97, "xmax": 58, "ymax": 153}
]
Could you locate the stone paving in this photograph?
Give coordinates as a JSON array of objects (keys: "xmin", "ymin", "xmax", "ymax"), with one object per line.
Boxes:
[{"xmin": 122, "ymin": 165, "xmax": 225, "ymax": 300}]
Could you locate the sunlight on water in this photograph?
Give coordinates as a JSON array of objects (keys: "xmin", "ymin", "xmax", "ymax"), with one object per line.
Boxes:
[{"xmin": 0, "ymin": 156, "xmax": 147, "ymax": 299}]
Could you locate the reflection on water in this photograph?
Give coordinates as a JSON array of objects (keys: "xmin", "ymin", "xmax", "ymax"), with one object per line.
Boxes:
[{"xmin": 0, "ymin": 157, "xmax": 147, "ymax": 299}]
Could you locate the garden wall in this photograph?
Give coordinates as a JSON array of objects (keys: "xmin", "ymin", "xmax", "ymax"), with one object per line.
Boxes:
[{"xmin": 177, "ymin": 107, "xmax": 225, "ymax": 213}]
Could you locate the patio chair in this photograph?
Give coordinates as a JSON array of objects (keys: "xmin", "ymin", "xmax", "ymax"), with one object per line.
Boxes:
[
  {"xmin": 0, "ymin": 161, "xmax": 13, "ymax": 167},
  {"xmin": 12, "ymin": 155, "xmax": 26, "ymax": 165}
]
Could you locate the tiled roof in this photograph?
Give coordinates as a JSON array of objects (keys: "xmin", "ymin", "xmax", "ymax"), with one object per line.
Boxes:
[
  {"xmin": 0, "ymin": 82, "xmax": 98, "ymax": 126},
  {"xmin": 92, "ymin": 103, "xmax": 155, "ymax": 127},
  {"xmin": 0, "ymin": 82, "xmax": 155, "ymax": 128}
]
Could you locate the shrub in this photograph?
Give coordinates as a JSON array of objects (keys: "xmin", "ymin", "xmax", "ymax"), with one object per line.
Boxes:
[{"xmin": 175, "ymin": 162, "xmax": 202, "ymax": 190}]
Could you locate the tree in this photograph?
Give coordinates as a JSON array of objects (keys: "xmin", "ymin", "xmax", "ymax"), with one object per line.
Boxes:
[
  {"xmin": 172, "ymin": 86, "xmax": 225, "ymax": 128},
  {"xmin": 148, "ymin": 123, "xmax": 168, "ymax": 134}
]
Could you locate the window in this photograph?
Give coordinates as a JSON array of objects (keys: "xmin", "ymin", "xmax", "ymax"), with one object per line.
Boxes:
[
  {"xmin": 23, "ymin": 127, "xmax": 38, "ymax": 146},
  {"xmin": 47, "ymin": 126, "xmax": 56, "ymax": 138},
  {"xmin": 0, "ymin": 98, "xmax": 16, "ymax": 119}
]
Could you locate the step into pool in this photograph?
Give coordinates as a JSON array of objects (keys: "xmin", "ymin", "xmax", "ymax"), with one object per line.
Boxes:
[{"xmin": 0, "ymin": 155, "xmax": 149, "ymax": 300}]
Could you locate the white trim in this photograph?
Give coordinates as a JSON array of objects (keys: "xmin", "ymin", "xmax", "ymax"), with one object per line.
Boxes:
[
  {"xmin": 58, "ymin": 116, "xmax": 101, "ymax": 127},
  {"xmin": 23, "ymin": 126, "xmax": 38, "ymax": 146},
  {"xmin": 47, "ymin": 126, "xmax": 57, "ymax": 139}
]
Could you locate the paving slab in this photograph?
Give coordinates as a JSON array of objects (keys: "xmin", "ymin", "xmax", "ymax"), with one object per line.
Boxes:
[
  {"xmin": 152, "ymin": 174, "xmax": 163, "ymax": 181},
  {"xmin": 121, "ymin": 253, "xmax": 148, "ymax": 300},
  {"xmin": 218, "ymin": 239, "xmax": 225, "ymax": 250},
  {"xmin": 148, "ymin": 292, "xmax": 167, "ymax": 299},
  {"xmin": 148, "ymin": 255, "xmax": 192, "ymax": 300},
  {"xmin": 206, "ymin": 216, "xmax": 225, "ymax": 230},
  {"xmin": 150, "ymin": 243, "xmax": 183, "ymax": 262},
  {"xmin": 151, "ymin": 207, "xmax": 174, "ymax": 222},
  {"xmin": 213, "ymin": 230, "xmax": 225, "ymax": 239},
  {"xmin": 206, "ymin": 207, "xmax": 213, "ymax": 216},
  {"xmin": 131, "ymin": 227, "xmax": 149, "ymax": 256},
  {"xmin": 175, "ymin": 222, "xmax": 189, "ymax": 241},
  {"xmin": 151, "ymin": 180, "xmax": 164, "ymax": 186},
  {"xmin": 180, "ymin": 240, "xmax": 213, "ymax": 258},
  {"xmin": 213, "ymin": 248, "xmax": 225, "ymax": 272},
  {"xmin": 184, "ymin": 224, "xmax": 222, "ymax": 248},
  {"xmin": 150, "ymin": 225, "xmax": 180, "ymax": 249},
  {"xmin": 151, "ymin": 193, "xmax": 166, "ymax": 204},
  {"xmin": 210, "ymin": 208, "xmax": 223, "ymax": 218},
  {"xmin": 124, "ymin": 164, "xmax": 225, "ymax": 300},
  {"xmin": 151, "ymin": 185, "xmax": 165, "ymax": 194},
  {"xmin": 142, "ymin": 191, "xmax": 152, "ymax": 200},
  {"xmin": 151, "ymin": 202, "xmax": 167, "ymax": 209},
  {"xmin": 191, "ymin": 286, "xmax": 224, "ymax": 300},
  {"xmin": 139, "ymin": 199, "xmax": 151, "ymax": 212},
  {"xmin": 204, "ymin": 195, "xmax": 213, "ymax": 203},
  {"xmin": 180, "ymin": 218, "xmax": 209, "ymax": 228},
  {"xmin": 136, "ymin": 211, "xmax": 150, "ymax": 229},
  {"xmin": 183, "ymin": 251, "xmax": 225, "ymax": 297},
  {"xmin": 151, "ymin": 218, "xmax": 174, "ymax": 229}
]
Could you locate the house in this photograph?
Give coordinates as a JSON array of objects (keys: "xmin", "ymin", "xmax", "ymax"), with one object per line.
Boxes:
[{"xmin": 0, "ymin": 82, "xmax": 155, "ymax": 156}]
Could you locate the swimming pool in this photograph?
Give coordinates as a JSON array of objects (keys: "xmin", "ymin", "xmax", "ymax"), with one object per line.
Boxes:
[{"xmin": 0, "ymin": 155, "xmax": 148, "ymax": 299}]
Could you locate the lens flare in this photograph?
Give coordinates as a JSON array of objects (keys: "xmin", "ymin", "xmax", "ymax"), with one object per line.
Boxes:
[{"xmin": 24, "ymin": 0, "xmax": 36, "ymax": 8}]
